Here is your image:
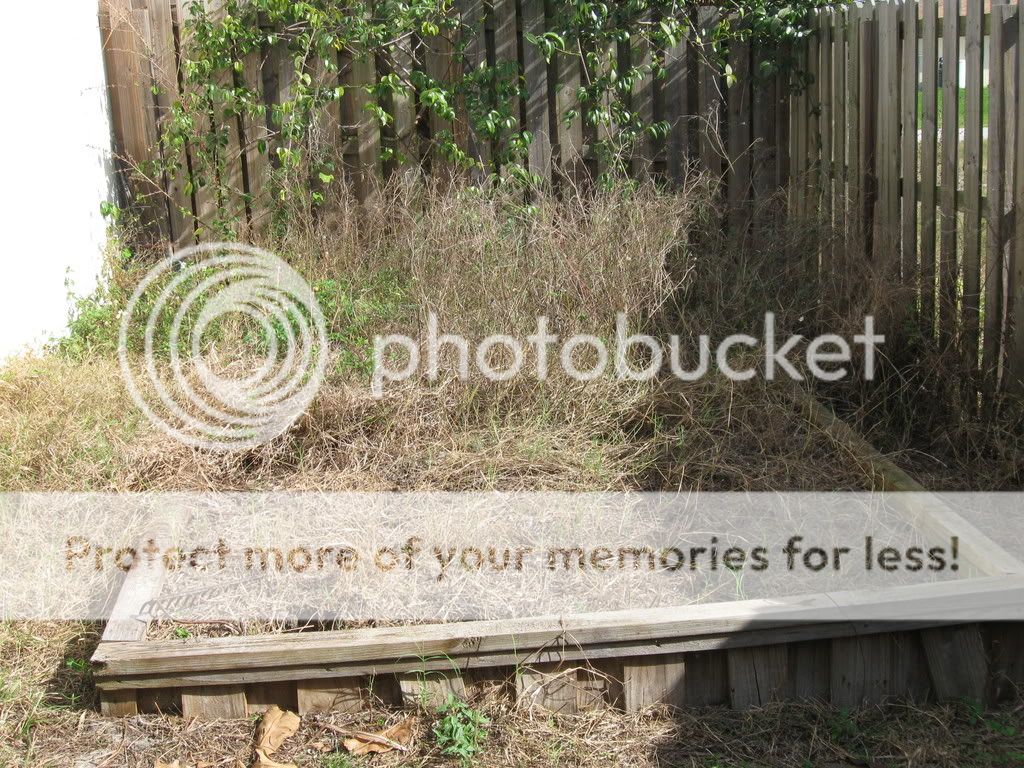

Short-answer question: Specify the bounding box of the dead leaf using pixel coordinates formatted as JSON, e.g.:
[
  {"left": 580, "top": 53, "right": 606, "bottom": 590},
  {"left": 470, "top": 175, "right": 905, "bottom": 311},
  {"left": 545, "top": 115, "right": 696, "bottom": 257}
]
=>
[
  {"left": 254, "top": 755, "right": 296, "bottom": 768},
  {"left": 253, "top": 705, "right": 301, "bottom": 768},
  {"left": 341, "top": 717, "right": 416, "bottom": 756},
  {"left": 255, "top": 706, "right": 300, "bottom": 754}
]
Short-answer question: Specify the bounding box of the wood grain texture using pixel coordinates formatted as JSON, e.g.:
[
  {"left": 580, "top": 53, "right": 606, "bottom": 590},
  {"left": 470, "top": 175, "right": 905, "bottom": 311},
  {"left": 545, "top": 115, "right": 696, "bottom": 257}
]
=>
[
  {"left": 900, "top": 0, "right": 918, "bottom": 286},
  {"left": 961, "top": 0, "right": 984, "bottom": 373},
  {"left": 298, "top": 678, "right": 365, "bottom": 714},
  {"left": 94, "top": 577, "right": 1024, "bottom": 687},
  {"left": 100, "top": 689, "right": 139, "bottom": 717},
  {"left": 518, "top": 664, "right": 579, "bottom": 713},
  {"left": 247, "top": 681, "right": 298, "bottom": 714},
  {"left": 623, "top": 653, "right": 686, "bottom": 712},
  {"left": 399, "top": 671, "right": 467, "bottom": 709},
  {"left": 939, "top": 0, "right": 960, "bottom": 342},
  {"left": 919, "top": 0, "right": 939, "bottom": 338},
  {"left": 1011, "top": 1, "right": 1024, "bottom": 393},
  {"left": 921, "top": 624, "right": 989, "bottom": 702},
  {"left": 789, "top": 638, "right": 830, "bottom": 701},
  {"left": 728, "top": 645, "right": 788, "bottom": 709},
  {"left": 181, "top": 685, "right": 247, "bottom": 719}
]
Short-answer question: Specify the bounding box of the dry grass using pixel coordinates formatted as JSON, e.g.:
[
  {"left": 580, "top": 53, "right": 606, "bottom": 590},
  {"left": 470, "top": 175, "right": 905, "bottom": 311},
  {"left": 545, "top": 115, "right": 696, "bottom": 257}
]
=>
[{"left": 2, "top": 179, "right": 1023, "bottom": 765}]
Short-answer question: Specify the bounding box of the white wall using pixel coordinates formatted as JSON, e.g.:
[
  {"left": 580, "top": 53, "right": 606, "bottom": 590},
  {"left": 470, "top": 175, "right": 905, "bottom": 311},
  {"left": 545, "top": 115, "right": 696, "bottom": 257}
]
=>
[{"left": 0, "top": 0, "right": 114, "bottom": 363}]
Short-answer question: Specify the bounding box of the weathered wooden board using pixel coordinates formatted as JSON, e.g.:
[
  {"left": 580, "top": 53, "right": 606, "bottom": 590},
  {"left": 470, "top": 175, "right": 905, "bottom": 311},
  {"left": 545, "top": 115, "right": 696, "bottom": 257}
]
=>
[
  {"left": 297, "top": 678, "right": 364, "bottom": 714},
  {"left": 399, "top": 671, "right": 467, "bottom": 709},
  {"left": 623, "top": 653, "right": 686, "bottom": 712},
  {"left": 518, "top": 663, "right": 580, "bottom": 714},
  {"left": 181, "top": 685, "right": 247, "bottom": 719}
]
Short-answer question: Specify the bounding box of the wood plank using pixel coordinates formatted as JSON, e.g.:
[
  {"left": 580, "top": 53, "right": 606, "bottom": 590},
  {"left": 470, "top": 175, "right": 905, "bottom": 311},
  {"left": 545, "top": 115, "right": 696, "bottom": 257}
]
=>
[
  {"left": 664, "top": 38, "right": 688, "bottom": 187},
  {"left": 889, "top": 631, "right": 932, "bottom": 703},
  {"left": 632, "top": 25, "right": 655, "bottom": 177},
  {"left": 494, "top": 0, "right": 521, "bottom": 147},
  {"left": 147, "top": 0, "right": 193, "bottom": 246},
  {"left": 101, "top": 514, "right": 181, "bottom": 643},
  {"left": 727, "top": 645, "right": 788, "bottom": 710},
  {"left": 983, "top": 4, "right": 1010, "bottom": 392},
  {"left": 832, "top": 10, "right": 847, "bottom": 236},
  {"left": 556, "top": 40, "right": 584, "bottom": 184},
  {"left": 461, "top": 0, "right": 491, "bottom": 178},
  {"left": 343, "top": 52, "right": 381, "bottom": 201},
  {"left": 424, "top": 26, "right": 456, "bottom": 172},
  {"left": 939, "top": 0, "right": 960, "bottom": 343},
  {"left": 698, "top": 7, "right": 722, "bottom": 179},
  {"left": 379, "top": 38, "right": 417, "bottom": 177},
  {"left": 100, "top": 4, "right": 167, "bottom": 241},
  {"left": 789, "top": 638, "right": 830, "bottom": 701},
  {"left": 241, "top": 49, "right": 271, "bottom": 232},
  {"left": 775, "top": 71, "right": 790, "bottom": 189},
  {"left": 521, "top": 0, "right": 551, "bottom": 182},
  {"left": 921, "top": 624, "right": 989, "bottom": 702},
  {"left": 99, "top": 689, "right": 138, "bottom": 717},
  {"left": 181, "top": 685, "right": 247, "bottom": 719},
  {"left": 830, "top": 634, "right": 892, "bottom": 707},
  {"left": 577, "top": 660, "right": 624, "bottom": 711},
  {"left": 901, "top": 0, "right": 919, "bottom": 286},
  {"left": 94, "top": 577, "right": 1024, "bottom": 685},
  {"left": 298, "top": 678, "right": 364, "bottom": 714},
  {"left": 682, "top": 649, "right": 729, "bottom": 706},
  {"left": 846, "top": 3, "right": 862, "bottom": 241},
  {"left": 247, "top": 681, "right": 298, "bottom": 714},
  {"left": 726, "top": 41, "right": 752, "bottom": 234},
  {"left": 806, "top": 20, "right": 820, "bottom": 223},
  {"left": 751, "top": 51, "right": 777, "bottom": 203},
  {"left": 962, "top": 0, "right": 984, "bottom": 376},
  {"left": 986, "top": 621, "right": 1024, "bottom": 701},
  {"left": 1012, "top": 1, "right": 1024, "bottom": 393},
  {"left": 399, "top": 670, "right": 467, "bottom": 708},
  {"left": 874, "top": 1, "right": 899, "bottom": 275},
  {"left": 920, "top": 0, "right": 939, "bottom": 338},
  {"left": 518, "top": 664, "right": 579, "bottom": 713},
  {"left": 859, "top": 4, "right": 878, "bottom": 256},
  {"left": 177, "top": 0, "right": 218, "bottom": 236},
  {"left": 818, "top": 14, "right": 833, "bottom": 248},
  {"left": 623, "top": 653, "right": 685, "bottom": 712},
  {"left": 138, "top": 687, "right": 180, "bottom": 715}
]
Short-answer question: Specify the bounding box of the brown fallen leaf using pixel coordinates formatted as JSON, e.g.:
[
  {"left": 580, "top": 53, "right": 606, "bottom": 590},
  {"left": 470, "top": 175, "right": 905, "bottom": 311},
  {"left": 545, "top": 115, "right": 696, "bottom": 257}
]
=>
[
  {"left": 340, "top": 717, "right": 416, "bottom": 756},
  {"left": 253, "top": 705, "right": 301, "bottom": 768}
]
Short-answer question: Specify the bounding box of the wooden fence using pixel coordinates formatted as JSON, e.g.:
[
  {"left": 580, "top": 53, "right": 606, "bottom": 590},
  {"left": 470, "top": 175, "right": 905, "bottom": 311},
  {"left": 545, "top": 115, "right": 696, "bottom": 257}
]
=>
[
  {"left": 99, "top": 0, "right": 1024, "bottom": 395},
  {"left": 791, "top": 0, "right": 1024, "bottom": 395},
  {"left": 98, "top": 0, "right": 789, "bottom": 238}
]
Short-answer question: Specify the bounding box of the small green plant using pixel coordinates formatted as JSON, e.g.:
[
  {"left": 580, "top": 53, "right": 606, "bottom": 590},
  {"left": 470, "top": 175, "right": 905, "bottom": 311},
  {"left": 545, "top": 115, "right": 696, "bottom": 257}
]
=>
[
  {"left": 432, "top": 694, "right": 489, "bottom": 767},
  {"left": 173, "top": 626, "right": 192, "bottom": 640},
  {"left": 828, "top": 708, "right": 858, "bottom": 743},
  {"left": 64, "top": 658, "right": 88, "bottom": 673},
  {"left": 964, "top": 697, "right": 1018, "bottom": 737}
]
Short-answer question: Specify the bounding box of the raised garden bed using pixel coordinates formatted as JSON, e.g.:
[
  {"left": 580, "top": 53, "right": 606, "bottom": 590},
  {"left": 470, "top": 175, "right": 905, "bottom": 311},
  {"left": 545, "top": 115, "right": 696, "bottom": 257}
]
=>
[{"left": 90, "top": 394, "right": 1024, "bottom": 718}]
